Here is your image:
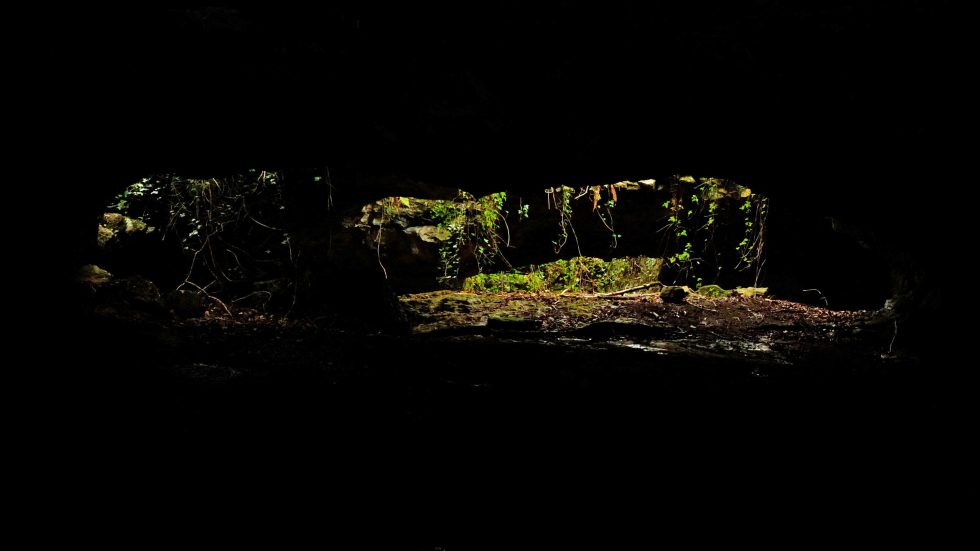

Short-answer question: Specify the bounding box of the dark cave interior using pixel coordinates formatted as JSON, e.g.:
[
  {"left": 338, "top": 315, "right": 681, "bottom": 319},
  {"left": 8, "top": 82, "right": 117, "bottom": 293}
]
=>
[{"left": 33, "top": 1, "right": 973, "bottom": 540}]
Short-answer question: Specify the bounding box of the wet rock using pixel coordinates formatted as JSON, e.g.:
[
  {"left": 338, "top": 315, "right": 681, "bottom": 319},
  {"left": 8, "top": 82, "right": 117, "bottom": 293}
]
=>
[{"left": 571, "top": 319, "right": 669, "bottom": 338}]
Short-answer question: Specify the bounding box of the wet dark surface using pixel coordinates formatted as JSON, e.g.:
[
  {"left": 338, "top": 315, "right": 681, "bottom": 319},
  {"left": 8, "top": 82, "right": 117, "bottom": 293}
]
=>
[{"left": 60, "top": 301, "right": 973, "bottom": 530}]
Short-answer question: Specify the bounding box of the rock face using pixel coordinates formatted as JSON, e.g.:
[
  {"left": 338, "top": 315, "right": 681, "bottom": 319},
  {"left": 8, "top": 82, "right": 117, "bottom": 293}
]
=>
[
  {"left": 339, "top": 179, "right": 760, "bottom": 294},
  {"left": 334, "top": 196, "right": 454, "bottom": 295}
]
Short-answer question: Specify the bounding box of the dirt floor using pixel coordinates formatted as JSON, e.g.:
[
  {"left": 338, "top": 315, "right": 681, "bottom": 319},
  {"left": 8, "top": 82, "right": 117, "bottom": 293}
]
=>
[{"left": 399, "top": 290, "right": 894, "bottom": 367}]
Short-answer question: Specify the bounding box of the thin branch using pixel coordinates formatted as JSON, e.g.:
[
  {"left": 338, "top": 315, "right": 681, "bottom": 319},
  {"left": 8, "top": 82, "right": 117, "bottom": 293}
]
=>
[
  {"left": 249, "top": 215, "right": 285, "bottom": 232},
  {"left": 232, "top": 290, "right": 272, "bottom": 304},
  {"left": 500, "top": 210, "right": 511, "bottom": 247},
  {"left": 596, "top": 282, "right": 662, "bottom": 297},
  {"left": 594, "top": 293, "right": 660, "bottom": 300},
  {"left": 568, "top": 216, "right": 583, "bottom": 257},
  {"left": 179, "top": 279, "right": 233, "bottom": 317},
  {"left": 888, "top": 320, "right": 898, "bottom": 354},
  {"left": 375, "top": 225, "right": 389, "bottom": 280}
]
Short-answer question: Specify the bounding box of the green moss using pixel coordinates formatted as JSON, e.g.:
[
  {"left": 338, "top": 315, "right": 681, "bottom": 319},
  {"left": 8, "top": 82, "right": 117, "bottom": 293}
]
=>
[
  {"left": 463, "top": 272, "right": 546, "bottom": 292},
  {"left": 462, "top": 255, "right": 662, "bottom": 294},
  {"left": 696, "top": 284, "right": 728, "bottom": 298},
  {"left": 98, "top": 212, "right": 154, "bottom": 249},
  {"left": 124, "top": 217, "right": 149, "bottom": 233},
  {"left": 97, "top": 225, "right": 116, "bottom": 248},
  {"left": 734, "top": 287, "right": 768, "bottom": 297}
]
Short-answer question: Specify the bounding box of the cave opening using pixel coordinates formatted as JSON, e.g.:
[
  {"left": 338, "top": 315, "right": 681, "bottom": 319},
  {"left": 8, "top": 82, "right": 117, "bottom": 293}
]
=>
[
  {"left": 68, "top": 167, "right": 945, "bottom": 509},
  {"left": 41, "top": 3, "right": 971, "bottom": 527},
  {"left": 76, "top": 169, "right": 913, "bottom": 431},
  {"left": 84, "top": 171, "right": 891, "bottom": 332}
]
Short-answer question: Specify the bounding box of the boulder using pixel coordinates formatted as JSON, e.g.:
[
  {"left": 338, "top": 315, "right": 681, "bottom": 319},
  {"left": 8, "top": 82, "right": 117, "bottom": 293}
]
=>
[{"left": 660, "top": 286, "right": 689, "bottom": 304}]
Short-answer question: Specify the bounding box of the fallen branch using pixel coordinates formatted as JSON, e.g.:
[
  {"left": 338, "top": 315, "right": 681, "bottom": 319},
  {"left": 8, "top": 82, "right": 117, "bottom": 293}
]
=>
[
  {"left": 595, "top": 293, "right": 659, "bottom": 300},
  {"left": 596, "top": 282, "right": 661, "bottom": 297},
  {"left": 178, "top": 279, "right": 233, "bottom": 317}
]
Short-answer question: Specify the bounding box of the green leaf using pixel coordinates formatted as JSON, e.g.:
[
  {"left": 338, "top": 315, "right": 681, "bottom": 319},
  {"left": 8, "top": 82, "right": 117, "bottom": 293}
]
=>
[{"left": 400, "top": 197, "right": 411, "bottom": 207}]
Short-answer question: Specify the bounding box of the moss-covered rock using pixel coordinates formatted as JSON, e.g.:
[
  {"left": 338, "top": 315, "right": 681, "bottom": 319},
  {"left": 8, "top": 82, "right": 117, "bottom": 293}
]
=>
[
  {"left": 462, "top": 256, "right": 662, "bottom": 294},
  {"left": 734, "top": 287, "right": 768, "bottom": 297},
  {"left": 696, "top": 284, "right": 727, "bottom": 298},
  {"left": 463, "top": 272, "right": 546, "bottom": 292},
  {"left": 98, "top": 212, "right": 155, "bottom": 249},
  {"left": 78, "top": 264, "right": 113, "bottom": 285}
]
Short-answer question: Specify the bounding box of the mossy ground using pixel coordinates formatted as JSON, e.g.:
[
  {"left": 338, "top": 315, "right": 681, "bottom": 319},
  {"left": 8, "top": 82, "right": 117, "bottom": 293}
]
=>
[
  {"left": 399, "top": 288, "right": 870, "bottom": 351},
  {"left": 463, "top": 256, "right": 662, "bottom": 294}
]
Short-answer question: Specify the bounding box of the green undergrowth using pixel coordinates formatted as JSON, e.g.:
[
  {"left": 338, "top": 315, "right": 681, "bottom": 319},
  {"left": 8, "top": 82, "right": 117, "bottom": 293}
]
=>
[{"left": 463, "top": 256, "right": 662, "bottom": 294}]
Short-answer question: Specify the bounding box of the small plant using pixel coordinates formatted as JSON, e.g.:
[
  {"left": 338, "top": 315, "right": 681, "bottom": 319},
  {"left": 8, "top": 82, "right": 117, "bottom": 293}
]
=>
[
  {"left": 107, "top": 170, "right": 296, "bottom": 313},
  {"left": 427, "top": 190, "right": 512, "bottom": 284},
  {"left": 517, "top": 203, "right": 530, "bottom": 220}
]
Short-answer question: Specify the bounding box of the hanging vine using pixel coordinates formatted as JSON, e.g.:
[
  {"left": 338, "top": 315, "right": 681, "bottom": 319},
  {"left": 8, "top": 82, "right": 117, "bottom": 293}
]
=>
[
  {"left": 659, "top": 176, "right": 768, "bottom": 288},
  {"left": 426, "top": 190, "right": 512, "bottom": 284}
]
